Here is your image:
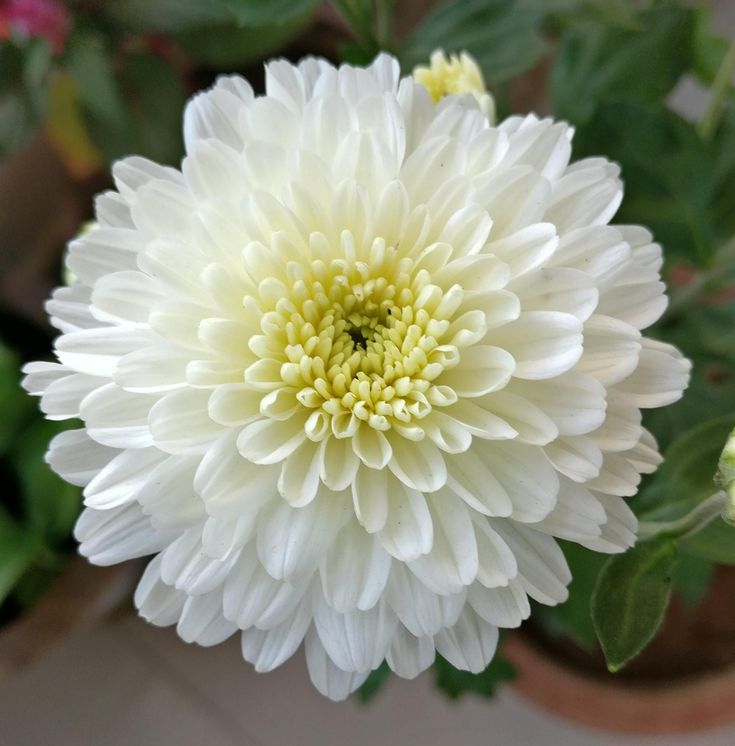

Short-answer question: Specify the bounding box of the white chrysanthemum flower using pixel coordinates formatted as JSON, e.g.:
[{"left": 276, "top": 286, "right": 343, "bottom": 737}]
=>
[{"left": 24, "top": 53, "right": 690, "bottom": 700}]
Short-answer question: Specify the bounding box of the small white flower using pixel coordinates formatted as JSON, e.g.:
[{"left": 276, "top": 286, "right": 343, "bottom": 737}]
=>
[{"left": 24, "top": 53, "right": 690, "bottom": 700}]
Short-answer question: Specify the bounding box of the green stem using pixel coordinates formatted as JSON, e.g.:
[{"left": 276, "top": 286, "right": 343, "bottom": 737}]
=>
[
  {"left": 698, "top": 40, "right": 735, "bottom": 141},
  {"left": 637, "top": 490, "right": 728, "bottom": 541}
]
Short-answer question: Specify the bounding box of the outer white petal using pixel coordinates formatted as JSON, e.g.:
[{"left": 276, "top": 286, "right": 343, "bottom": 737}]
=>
[
  {"left": 434, "top": 607, "right": 499, "bottom": 674},
  {"left": 305, "top": 629, "right": 371, "bottom": 702},
  {"left": 386, "top": 627, "right": 436, "bottom": 679}
]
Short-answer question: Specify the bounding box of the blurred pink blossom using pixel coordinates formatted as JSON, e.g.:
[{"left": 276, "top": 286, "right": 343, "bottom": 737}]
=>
[{"left": 0, "top": 0, "right": 71, "bottom": 53}]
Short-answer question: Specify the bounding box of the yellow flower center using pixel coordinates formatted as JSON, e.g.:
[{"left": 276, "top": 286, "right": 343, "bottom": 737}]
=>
[{"left": 244, "top": 234, "right": 463, "bottom": 440}]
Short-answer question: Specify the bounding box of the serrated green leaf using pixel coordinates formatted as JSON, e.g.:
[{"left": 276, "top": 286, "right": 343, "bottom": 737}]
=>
[
  {"left": 592, "top": 536, "right": 678, "bottom": 672},
  {"left": 550, "top": 4, "right": 693, "bottom": 125},
  {"left": 401, "top": 0, "right": 548, "bottom": 87},
  {"left": 433, "top": 652, "right": 515, "bottom": 699}
]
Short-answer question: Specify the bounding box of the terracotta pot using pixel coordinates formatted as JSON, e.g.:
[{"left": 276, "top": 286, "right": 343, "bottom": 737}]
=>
[
  {"left": 504, "top": 566, "right": 735, "bottom": 734},
  {"left": 0, "top": 556, "right": 140, "bottom": 680}
]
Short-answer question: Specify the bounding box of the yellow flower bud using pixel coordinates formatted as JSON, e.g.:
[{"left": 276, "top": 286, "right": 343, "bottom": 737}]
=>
[{"left": 413, "top": 50, "right": 495, "bottom": 122}]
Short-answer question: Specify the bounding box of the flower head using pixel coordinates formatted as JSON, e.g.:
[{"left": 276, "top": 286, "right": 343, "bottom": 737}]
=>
[
  {"left": 24, "top": 52, "right": 690, "bottom": 700},
  {"left": 413, "top": 49, "right": 495, "bottom": 121}
]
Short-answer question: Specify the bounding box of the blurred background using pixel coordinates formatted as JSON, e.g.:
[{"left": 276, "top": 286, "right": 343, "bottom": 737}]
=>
[{"left": 1, "top": 0, "right": 735, "bottom": 743}]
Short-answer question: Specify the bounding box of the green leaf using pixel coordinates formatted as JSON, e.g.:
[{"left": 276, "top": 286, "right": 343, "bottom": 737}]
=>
[
  {"left": 356, "top": 661, "right": 390, "bottom": 702},
  {"left": 680, "top": 519, "right": 735, "bottom": 565},
  {"left": 66, "top": 34, "right": 129, "bottom": 130},
  {"left": 105, "top": 0, "right": 230, "bottom": 33},
  {"left": 592, "top": 536, "right": 678, "bottom": 672},
  {"left": 433, "top": 651, "right": 515, "bottom": 699},
  {"left": 0, "top": 508, "right": 40, "bottom": 607},
  {"left": 672, "top": 552, "right": 714, "bottom": 607},
  {"left": 635, "top": 415, "right": 735, "bottom": 520},
  {"left": 550, "top": 4, "right": 693, "bottom": 125},
  {"left": 218, "top": 0, "right": 319, "bottom": 27},
  {"left": 0, "top": 343, "right": 35, "bottom": 455},
  {"left": 176, "top": 14, "right": 310, "bottom": 67},
  {"left": 401, "top": 0, "right": 548, "bottom": 87},
  {"left": 11, "top": 419, "right": 82, "bottom": 543}
]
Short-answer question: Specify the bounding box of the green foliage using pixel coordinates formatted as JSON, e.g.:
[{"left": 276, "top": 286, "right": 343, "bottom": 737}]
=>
[
  {"left": 434, "top": 651, "right": 516, "bottom": 699},
  {"left": 401, "top": 0, "right": 548, "bottom": 86},
  {"left": 680, "top": 520, "right": 735, "bottom": 566},
  {"left": 0, "top": 38, "right": 53, "bottom": 157},
  {"left": 592, "top": 537, "right": 679, "bottom": 672},
  {"left": 550, "top": 3, "right": 692, "bottom": 125},
  {"left": 0, "top": 343, "right": 82, "bottom": 614},
  {"left": 671, "top": 552, "right": 714, "bottom": 607},
  {"left": 635, "top": 416, "right": 735, "bottom": 520},
  {"left": 219, "top": 0, "right": 320, "bottom": 27}
]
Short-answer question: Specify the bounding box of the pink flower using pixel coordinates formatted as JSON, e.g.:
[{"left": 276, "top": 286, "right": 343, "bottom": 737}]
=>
[{"left": 0, "top": 0, "right": 71, "bottom": 53}]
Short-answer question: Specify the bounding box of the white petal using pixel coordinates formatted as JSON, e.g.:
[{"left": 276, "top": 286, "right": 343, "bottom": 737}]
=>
[
  {"left": 237, "top": 413, "right": 309, "bottom": 465},
  {"left": 386, "top": 563, "right": 465, "bottom": 638},
  {"left": 446, "top": 448, "right": 512, "bottom": 517},
  {"left": 477, "top": 391, "right": 558, "bottom": 445},
  {"left": 223, "top": 545, "right": 304, "bottom": 629},
  {"left": 492, "top": 522, "right": 570, "bottom": 605},
  {"left": 56, "top": 327, "right": 157, "bottom": 377},
  {"left": 257, "top": 488, "right": 350, "bottom": 581},
  {"left": 320, "top": 520, "right": 391, "bottom": 613},
  {"left": 408, "top": 490, "right": 478, "bottom": 594},
  {"left": 386, "top": 627, "right": 435, "bottom": 679},
  {"left": 507, "top": 372, "right": 606, "bottom": 437},
  {"left": 352, "top": 465, "right": 389, "bottom": 533},
  {"left": 434, "top": 607, "right": 499, "bottom": 673},
  {"left": 149, "top": 388, "right": 222, "bottom": 454},
  {"left": 387, "top": 434, "right": 447, "bottom": 492},
  {"left": 576, "top": 315, "right": 642, "bottom": 386},
  {"left": 314, "top": 596, "right": 397, "bottom": 673},
  {"left": 278, "top": 440, "right": 321, "bottom": 507},
  {"left": 476, "top": 441, "right": 559, "bottom": 523},
  {"left": 544, "top": 435, "right": 603, "bottom": 483},
  {"left": 83, "top": 447, "right": 166, "bottom": 509},
  {"left": 194, "top": 430, "right": 278, "bottom": 517},
  {"left": 40, "top": 372, "right": 103, "bottom": 420},
  {"left": 473, "top": 515, "right": 518, "bottom": 589},
  {"left": 581, "top": 492, "right": 638, "bottom": 553},
  {"left": 75, "top": 503, "right": 170, "bottom": 565},
  {"left": 46, "top": 428, "right": 117, "bottom": 486},
  {"left": 134, "top": 555, "right": 185, "bottom": 626},
  {"left": 177, "top": 590, "right": 237, "bottom": 646},
  {"left": 81, "top": 383, "right": 156, "bottom": 448},
  {"left": 305, "top": 629, "right": 370, "bottom": 702},
  {"left": 467, "top": 581, "right": 530, "bottom": 628},
  {"left": 378, "top": 474, "right": 433, "bottom": 562},
  {"left": 492, "top": 311, "right": 583, "bottom": 380},
  {"left": 613, "top": 338, "right": 691, "bottom": 407},
  {"left": 241, "top": 601, "right": 312, "bottom": 672},
  {"left": 439, "top": 345, "right": 515, "bottom": 396}
]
